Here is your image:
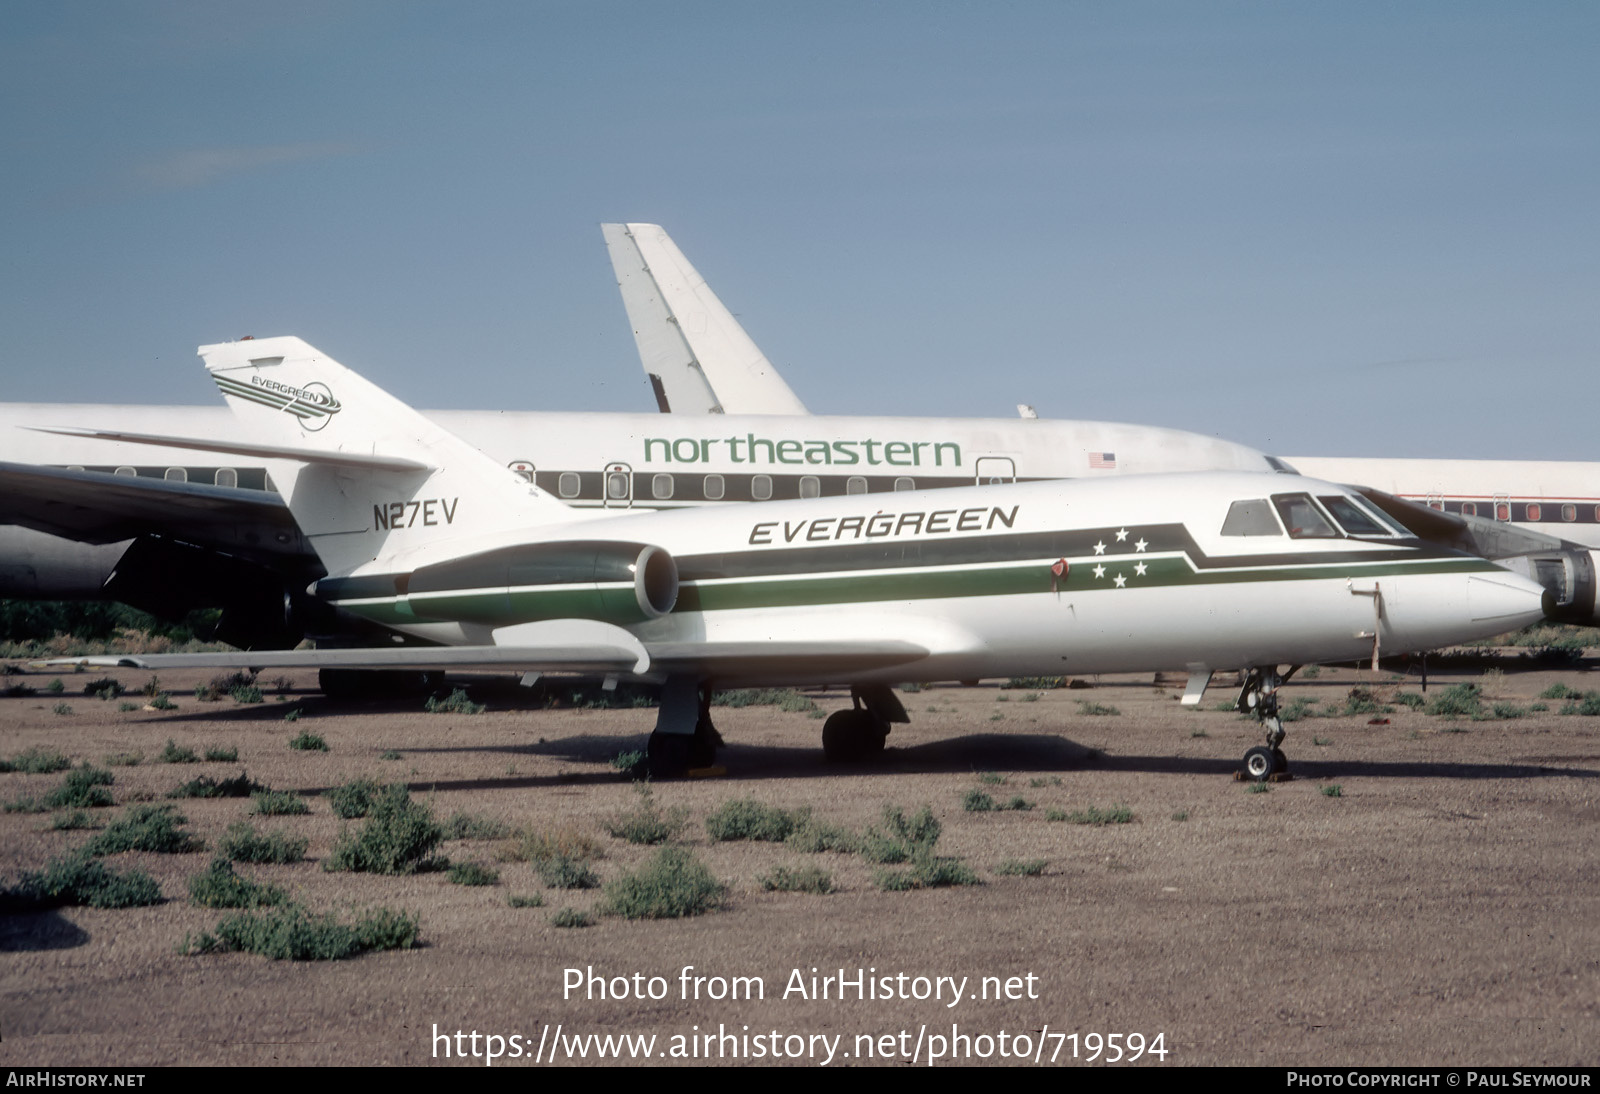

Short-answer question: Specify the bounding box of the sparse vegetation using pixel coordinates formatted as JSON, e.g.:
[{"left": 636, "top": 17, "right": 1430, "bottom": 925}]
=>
[
  {"left": 425, "top": 688, "right": 485, "bottom": 715},
  {"left": 506, "top": 893, "right": 544, "bottom": 908},
  {"left": 503, "top": 824, "right": 604, "bottom": 867},
  {"left": 600, "top": 846, "right": 724, "bottom": 919},
  {"left": 189, "top": 857, "right": 287, "bottom": 909},
  {"left": 251, "top": 789, "right": 310, "bottom": 816},
  {"left": 327, "top": 778, "right": 386, "bottom": 819},
  {"left": 325, "top": 785, "right": 444, "bottom": 875},
  {"left": 185, "top": 905, "right": 418, "bottom": 961},
  {"left": 0, "top": 747, "right": 70, "bottom": 774},
  {"left": 1322, "top": 785, "right": 1344, "bottom": 798},
  {"left": 230, "top": 685, "right": 264, "bottom": 704},
  {"left": 705, "top": 798, "right": 802, "bottom": 842},
  {"left": 1048, "top": 803, "right": 1134, "bottom": 825},
  {"left": 50, "top": 810, "right": 100, "bottom": 831},
  {"left": 148, "top": 693, "right": 177, "bottom": 711},
  {"left": 289, "top": 729, "right": 328, "bottom": 751},
  {"left": 550, "top": 907, "right": 593, "bottom": 928},
  {"left": 1425, "top": 683, "right": 1483, "bottom": 718},
  {"left": 1076, "top": 701, "right": 1121, "bottom": 716},
  {"left": 103, "top": 751, "right": 142, "bottom": 767},
  {"left": 218, "top": 823, "right": 308, "bottom": 865},
  {"left": 81, "top": 677, "right": 123, "bottom": 700},
  {"left": 446, "top": 861, "right": 499, "bottom": 886},
  {"left": 166, "top": 772, "right": 263, "bottom": 799},
  {"left": 758, "top": 863, "right": 834, "bottom": 894},
  {"left": 994, "top": 859, "right": 1048, "bottom": 876},
  {"left": 204, "top": 746, "right": 239, "bottom": 763},
  {"left": 380, "top": 750, "right": 402, "bottom": 761},
  {"left": 537, "top": 855, "right": 599, "bottom": 890},
  {"left": 1247, "top": 781, "right": 1271, "bottom": 794},
  {"left": 1003, "top": 676, "right": 1064, "bottom": 689},
  {"left": 3, "top": 855, "right": 161, "bottom": 911},
  {"left": 442, "top": 811, "right": 511, "bottom": 841},
  {"left": 52, "top": 702, "right": 72, "bottom": 716},
  {"left": 1393, "top": 692, "right": 1426, "bottom": 710},
  {"left": 604, "top": 785, "right": 687, "bottom": 845},
  {"left": 44, "top": 765, "right": 115, "bottom": 810},
  {"left": 81, "top": 804, "right": 202, "bottom": 856},
  {"left": 962, "top": 789, "right": 997, "bottom": 812},
  {"left": 609, "top": 750, "right": 646, "bottom": 776}
]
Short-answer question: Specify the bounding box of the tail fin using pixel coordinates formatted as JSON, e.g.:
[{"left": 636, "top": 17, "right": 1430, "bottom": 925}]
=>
[
  {"left": 199, "top": 336, "right": 575, "bottom": 575},
  {"left": 601, "top": 223, "right": 809, "bottom": 416}
]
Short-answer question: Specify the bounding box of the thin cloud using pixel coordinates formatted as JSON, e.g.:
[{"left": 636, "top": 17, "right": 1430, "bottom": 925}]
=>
[{"left": 132, "top": 141, "right": 355, "bottom": 190}]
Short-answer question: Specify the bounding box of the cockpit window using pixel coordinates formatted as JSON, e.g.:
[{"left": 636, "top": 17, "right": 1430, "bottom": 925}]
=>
[
  {"left": 1318, "top": 495, "right": 1409, "bottom": 537},
  {"left": 1221, "top": 499, "right": 1284, "bottom": 536},
  {"left": 1265, "top": 456, "right": 1300, "bottom": 474},
  {"left": 1271, "top": 493, "right": 1340, "bottom": 538}
]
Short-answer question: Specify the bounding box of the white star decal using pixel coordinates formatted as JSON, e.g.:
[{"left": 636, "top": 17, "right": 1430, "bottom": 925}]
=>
[
  {"left": 1093, "top": 564, "right": 1106, "bottom": 579},
  {"left": 1134, "top": 538, "right": 1148, "bottom": 552},
  {"left": 1114, "top": 573, "right": 1127, "bottom": 587},
  {"left": 1093, "top": 541, "right": 1106, "bottom": 555},
  {"left": 1115, "top": 528, "right": 1129, "bottom": 542},
  {"left": 1134, "top": 562, "right": 1147, "bottom": 576}
]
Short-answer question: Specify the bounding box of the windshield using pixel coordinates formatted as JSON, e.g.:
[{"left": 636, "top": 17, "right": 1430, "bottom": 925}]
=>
[{"left": 1271, "top": 493, "right": 1340, "bottom": 539}]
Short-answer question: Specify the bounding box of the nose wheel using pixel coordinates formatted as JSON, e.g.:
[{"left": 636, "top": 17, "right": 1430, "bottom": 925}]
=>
[{"left": 1237, "top": 668, "right": 1296, "bottom": 780}]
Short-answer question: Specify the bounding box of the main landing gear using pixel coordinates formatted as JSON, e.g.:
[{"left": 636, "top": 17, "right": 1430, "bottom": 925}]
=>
[
  {"left": 648, "top": 677, "right": 722, "bottom": 779},
  {"left": 1236, "top": 667, "right": 1298, "bottom": 781},
  {"left": 822, "top": 684, "right": 909, "bottom": 763}
]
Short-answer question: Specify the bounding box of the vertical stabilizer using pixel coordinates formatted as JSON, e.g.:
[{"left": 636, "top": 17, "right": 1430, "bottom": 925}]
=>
[
  {"left": 199, "top": 336, "right": 577, "bottom": 575},
  {"left": 602, "top": 223, "right": 810, "bottom": 416}
]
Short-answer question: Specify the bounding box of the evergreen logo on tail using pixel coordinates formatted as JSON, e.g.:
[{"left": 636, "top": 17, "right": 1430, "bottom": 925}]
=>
[{"left": 213, "top": 373, "right": 342, "bottom": 431}]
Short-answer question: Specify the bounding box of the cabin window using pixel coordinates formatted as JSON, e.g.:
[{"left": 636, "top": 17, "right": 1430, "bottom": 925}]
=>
[
  {"left": 1220, "top": 499, "right": 1282, "bottom": 537},
  {"left": 1563, "top": 504, "right": 1577, "bottom": 522},
  {"left": 652, "top": 474, "right": 674, "bottom": 500},
  {"left": 606, "top": 472, "right": 629, "bottom": 499},
  {"left": 164, "top": 467, "right": 187, "bottom": 482},
  {"left": 1461, "top": 502, "right": 1478, "bottom": 517},
  {"left": 846, "top": 476, "right": 868, "bottom": 495},
  {"left": 703, "top": 474, "right": 725, "bottom": 501},
  {"left": 1271, "top": 493, "right": 1339, "bottom": 538},
  {"left": 214, "top": 468, "right": 237, "bottom": 488},
  {"left": 1526, "top": 503, "right": 1541, "bottom": 522},
  {"left": 894, "top": 477, "right": 915, "bottom": 492},
  {"left": 558, "top": 472, "right": 581, "bottom": 498},
  {"left": 1318, "top": 495, "right": 1398, "bottom": 537},
  {"left": 752, "top": 475, "right": 773, "bottom": 501},
  {"left": 114, "top": 466, "right": 136, "bottom": 477},
  {"left": 799, "top": 476, "right": 821, "bottom": 499},
  {"left": 1495, "top": 503, "right": 1510, "bottom": 521}
]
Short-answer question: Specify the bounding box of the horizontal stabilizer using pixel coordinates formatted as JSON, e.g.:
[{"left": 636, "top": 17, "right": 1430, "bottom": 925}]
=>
[{"left": 28, "top": 426, "right": 432, "bottom": 473}]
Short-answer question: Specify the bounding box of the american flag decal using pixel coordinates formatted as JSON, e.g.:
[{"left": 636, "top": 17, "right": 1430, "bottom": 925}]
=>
[{"left": 1088, "top": 452, "right": 1116, "bottom": 469}]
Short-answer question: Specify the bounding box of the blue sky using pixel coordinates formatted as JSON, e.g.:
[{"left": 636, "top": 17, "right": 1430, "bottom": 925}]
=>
[{"left": 3, "top": 2, "right": 1596, "bottom": 458}]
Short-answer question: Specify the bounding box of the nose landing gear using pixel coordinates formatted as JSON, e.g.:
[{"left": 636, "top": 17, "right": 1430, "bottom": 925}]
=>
[{"left": 1237, "top": 667, "right": 1297, "bottom": 781}]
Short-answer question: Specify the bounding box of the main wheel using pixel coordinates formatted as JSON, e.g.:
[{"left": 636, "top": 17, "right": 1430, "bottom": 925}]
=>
[
  {"left": 1243, "top": 745, "right": 1278, "bottom": 781},
  {"left": 822, "top": 709, "right": 887, "bottom": 762},
  {"left": 647, "top": 733, "right": 691, "bottom": 779}
]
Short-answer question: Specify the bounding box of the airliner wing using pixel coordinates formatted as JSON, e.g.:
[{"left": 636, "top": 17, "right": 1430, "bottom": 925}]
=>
[{"left": 0, "top": 460, "right": 301, "bottom": 553}]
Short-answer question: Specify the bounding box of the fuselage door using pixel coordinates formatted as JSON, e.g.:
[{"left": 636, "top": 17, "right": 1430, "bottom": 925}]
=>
[
  {"left": 974, "top": 456, "right": 1016, "bottom": 485},
  {"left": 603, "top": 462, "right": 634, "bottom": 509}
]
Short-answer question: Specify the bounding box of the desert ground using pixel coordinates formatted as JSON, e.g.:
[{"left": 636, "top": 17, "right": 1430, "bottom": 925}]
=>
[{"left": 0, "top": 658, "right": 1595, "bottom": 1067}]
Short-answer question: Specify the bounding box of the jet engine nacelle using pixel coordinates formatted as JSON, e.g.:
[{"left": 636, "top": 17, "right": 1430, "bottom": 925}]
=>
[
  {"left": 1491, "top": 547, "right": 1600, "bottom": 626},
  {"left": 324, "top": 540, "right": 680, "bottom": 627}
]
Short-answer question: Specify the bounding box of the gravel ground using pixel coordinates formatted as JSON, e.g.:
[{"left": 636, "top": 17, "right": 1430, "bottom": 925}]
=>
[{"left": 0, "top": 660, "right": 1595, "bottom": 1067}]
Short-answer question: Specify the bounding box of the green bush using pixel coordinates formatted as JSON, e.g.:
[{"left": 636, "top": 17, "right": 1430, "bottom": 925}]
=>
[
  {"left": 874, "top": 857, "right": 981, "bottom": 891},
  {"left": 537, "top": 855, "right": 599, "bottom": 889},
  {"left": 600, "top": 847, "right": 724, "bottom": 919},
  {"left": 204, "top": 746, "right": 239, "bottom": 762},
  {"left": 327, "top": 778, "right": 386, "bottom": 819},
  {"left": 784, "top": 819, "right": 858, "bottom": 854},
  {"left": 1076, "top": 701, "right": 1121, "bottom": 716},
  {"left": 44, "top": 765, "right": 114, "bottom": 809},
  {"left": 705, "top": 799, "right": 802, "bottom": 842},
  {"left": 506, "top": 893, "right": 544, "bottom": 908},
  {"left": 166, "top": 772, "right": 262, "bottom": 799},
  {"left": 1048, "top": 803, "right": 1134, "bottom": 826},
  {"left": 325, "top": 785, "right": 443, "bottom": 875},
  {"left": 995, "top": 859, "right": 1048, "bottom": 876},
  {"left": 189, "top": 857, "right": 287, "bottom": 909},
  {"left": 550, "top": 907, "right": 593, "bottom": 928},
  {"left": 289, "top": 730, "right": 328, "bottom": 752},
  {"left": 1393, "top": 692, "right": 1426, "bottom": 710},
  {"left": 82, "top": 804, "right": 203, "bottom": 856},
  {"left": 757, "top": 864, "right": 833, "bottom": 894},
  {"left": 218, "top": 823, "right": 308, "bottom": 864},
  {"left": 962, "top": 789, "right": 997, "bottom": 812},
  {"left": 446, "top": 861, "right": 499, "bottom": 886},
  {"left": 1425, "top": 684, "right": 1483, "bottom": 718},
  {"left": 251, "top": 789, "right": 309, "bottom": 816},
  {"left": 604, "top": 785, "right": 686, "bottom": 845},
  {"left": 4, "top": 856, "right": 161, "bottom": 911},
  {"left": 83, "top": 678, "right": 126, "bottom": 699},
  {"left": 230, "top": 686, "right": 264, "bottom": 704},
  {"left": 1, "top": 747, "right": 70, "bottom": 774},
  {"left": 425, "top": 688, "right": 484, "bottom": 715},
  {"left": 190, "top": 905, "right": 419, "bottom": 960}
]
